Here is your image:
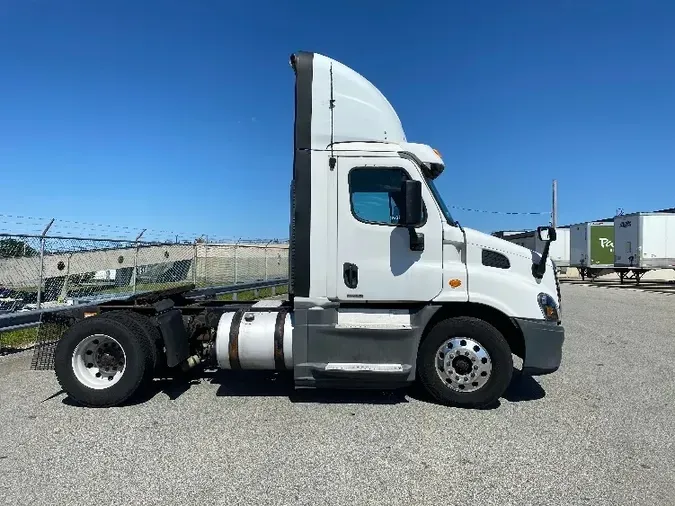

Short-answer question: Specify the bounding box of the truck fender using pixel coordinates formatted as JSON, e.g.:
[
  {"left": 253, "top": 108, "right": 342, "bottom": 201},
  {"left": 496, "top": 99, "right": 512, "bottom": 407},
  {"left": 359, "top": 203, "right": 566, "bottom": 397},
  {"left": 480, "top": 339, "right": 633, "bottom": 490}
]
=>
[{"left": 153, "top": 299, "right": 191, "bottom": 368}]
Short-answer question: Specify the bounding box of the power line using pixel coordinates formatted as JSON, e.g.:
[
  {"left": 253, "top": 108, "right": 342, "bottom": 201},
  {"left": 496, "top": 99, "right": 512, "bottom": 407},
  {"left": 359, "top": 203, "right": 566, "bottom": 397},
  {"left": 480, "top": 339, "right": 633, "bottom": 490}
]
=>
[
  {"left": 449, "top": 205, "right": 550, "bottom": 216},
  {"left": 0, "top": 213, "right": 233, "bottom": 240}
]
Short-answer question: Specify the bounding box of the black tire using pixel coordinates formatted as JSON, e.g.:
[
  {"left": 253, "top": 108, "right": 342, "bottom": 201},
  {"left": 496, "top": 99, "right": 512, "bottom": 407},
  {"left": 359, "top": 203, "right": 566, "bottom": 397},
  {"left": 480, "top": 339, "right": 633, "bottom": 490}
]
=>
[
  {"left": 101, "top": 310, "right": 161, "bottom": 372},
  {"left": 54, "top": 314, "right": 155, "bottom": 408},
  {"left": 416, "top": 316, "right": 513, "bottom": 409},
  {"left": 103, "top": 310, "right": 184, "bottom": 380}
]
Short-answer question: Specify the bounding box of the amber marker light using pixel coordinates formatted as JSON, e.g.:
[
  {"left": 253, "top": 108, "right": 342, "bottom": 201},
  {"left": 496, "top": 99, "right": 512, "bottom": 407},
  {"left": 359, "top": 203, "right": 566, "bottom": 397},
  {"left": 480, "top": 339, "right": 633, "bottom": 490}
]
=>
[{"left": 449, "top": 279, "right": 462, "bottom": 288}]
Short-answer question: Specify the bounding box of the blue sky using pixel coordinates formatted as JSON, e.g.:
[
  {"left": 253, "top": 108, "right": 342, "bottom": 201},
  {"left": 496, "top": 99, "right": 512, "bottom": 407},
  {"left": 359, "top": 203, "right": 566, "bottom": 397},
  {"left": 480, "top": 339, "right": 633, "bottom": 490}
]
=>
[{"left": 1, "top": 1, "right": 674, "bottom": 241}]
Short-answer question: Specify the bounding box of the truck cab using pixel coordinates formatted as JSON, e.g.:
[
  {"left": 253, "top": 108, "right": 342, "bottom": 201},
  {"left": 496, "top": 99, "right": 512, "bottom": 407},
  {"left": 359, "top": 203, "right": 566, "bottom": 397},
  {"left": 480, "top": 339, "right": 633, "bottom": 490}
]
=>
[
  {"left": 287, "top": 51, "right": 564, "bottom": 405},
  {"left": 51, "top": 50, "right": 564, "bottom": 410}
]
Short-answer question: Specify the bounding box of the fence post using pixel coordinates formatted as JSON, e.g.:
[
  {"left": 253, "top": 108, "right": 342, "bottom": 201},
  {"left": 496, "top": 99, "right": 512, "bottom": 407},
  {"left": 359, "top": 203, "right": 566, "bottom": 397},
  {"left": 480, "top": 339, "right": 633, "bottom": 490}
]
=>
[
  {"left": 132, "top": 229, "right": 146, "bottom": 294},
  {"left": 204, "top": 236, "right": 209, "bottom": 287},
  {"left": 36, "top": 218, "right": 55, "bottom": 310},
  {"left": 192, "top": 240, "right": 198, "bottom": 286},
  {"left": 264, "top": 240, "right": 271, "bottom": 281},
  {"left": 58, "top": 253, "right": 73, "bottom": 302},
  {"left": 234, "top": 239, "right": 239, "bottom": 284}
]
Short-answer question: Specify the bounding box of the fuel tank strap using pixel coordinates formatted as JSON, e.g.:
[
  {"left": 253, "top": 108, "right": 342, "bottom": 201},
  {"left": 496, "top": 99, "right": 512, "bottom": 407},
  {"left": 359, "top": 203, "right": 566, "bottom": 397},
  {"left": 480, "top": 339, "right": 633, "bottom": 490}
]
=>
[
  {"left": 228, "top": 308, "right": 246, "bottom": 369},
  {"left": 273, "top": 308, "right": 290, "bottom": 370}
]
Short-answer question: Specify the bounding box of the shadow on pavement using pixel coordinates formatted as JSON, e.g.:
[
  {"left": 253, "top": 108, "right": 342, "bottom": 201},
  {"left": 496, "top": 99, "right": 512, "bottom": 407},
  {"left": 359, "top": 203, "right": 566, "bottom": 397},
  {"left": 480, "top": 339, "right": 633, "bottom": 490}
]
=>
[
  {"left": 58, "top": 371, "right": 205, "bottom": 407},
  {"left": 406, "top": 369, "right": 546, "bottom": 410},
  {"left": 212, "top": 370, "right": 409, "bottom": 405},
  {"left": 502, "top": 372, "right": 546, "bottom": 402},
  {"left": 56, "top": 367, "right": 546, "bottom": 408},
  {"left": 0, "top": 345, "right": 35, "bottom": 357}
]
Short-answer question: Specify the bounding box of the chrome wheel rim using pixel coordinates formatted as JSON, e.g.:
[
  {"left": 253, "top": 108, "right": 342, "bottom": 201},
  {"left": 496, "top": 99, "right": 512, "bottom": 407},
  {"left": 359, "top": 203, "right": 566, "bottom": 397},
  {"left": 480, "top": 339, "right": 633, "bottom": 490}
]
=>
[
  {"left": 71, "top": 334, "right": 127, "bottom": 389},
  {"left": 435, "top": 337, "right": 493, "bottom": 392}
]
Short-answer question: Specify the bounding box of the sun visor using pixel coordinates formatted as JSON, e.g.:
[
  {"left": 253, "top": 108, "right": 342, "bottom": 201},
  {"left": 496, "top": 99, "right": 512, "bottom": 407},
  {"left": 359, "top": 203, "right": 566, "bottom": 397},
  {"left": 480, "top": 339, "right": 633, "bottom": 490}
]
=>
[{"left": 399, "top": 142, "right": 445, "bottom": 179}]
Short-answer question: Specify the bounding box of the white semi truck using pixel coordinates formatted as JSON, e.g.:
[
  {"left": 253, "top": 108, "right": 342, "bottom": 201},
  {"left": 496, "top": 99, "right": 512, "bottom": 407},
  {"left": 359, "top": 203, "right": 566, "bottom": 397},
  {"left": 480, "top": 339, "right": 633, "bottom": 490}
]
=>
[{"left": 51, "top": 51, "right": 565, "bottom": 409}]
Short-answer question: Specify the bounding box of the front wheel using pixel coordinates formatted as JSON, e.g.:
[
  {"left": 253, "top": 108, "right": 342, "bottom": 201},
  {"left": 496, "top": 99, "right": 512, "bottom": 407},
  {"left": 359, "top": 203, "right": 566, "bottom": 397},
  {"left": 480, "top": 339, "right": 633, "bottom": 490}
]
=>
[{"left": 417, "top": 316, "right": 513, "bottom": 408}]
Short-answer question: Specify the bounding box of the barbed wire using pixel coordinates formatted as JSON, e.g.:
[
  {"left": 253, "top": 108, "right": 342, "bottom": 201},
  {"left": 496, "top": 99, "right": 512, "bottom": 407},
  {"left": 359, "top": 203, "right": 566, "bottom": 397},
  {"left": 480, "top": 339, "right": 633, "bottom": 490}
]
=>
[
  {"left": 0, "top": 213, "right": 287, "bottom": 244},
  {"left": 0, "top": 213, "right": 196, "bottom": 236}
]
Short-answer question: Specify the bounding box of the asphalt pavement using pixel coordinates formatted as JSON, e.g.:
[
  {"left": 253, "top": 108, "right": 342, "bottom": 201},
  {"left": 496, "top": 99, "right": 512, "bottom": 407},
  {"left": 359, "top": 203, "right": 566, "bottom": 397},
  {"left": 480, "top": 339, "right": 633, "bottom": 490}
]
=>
[{"left": 1, "top": 283, "right": 674, "bottom": 506}]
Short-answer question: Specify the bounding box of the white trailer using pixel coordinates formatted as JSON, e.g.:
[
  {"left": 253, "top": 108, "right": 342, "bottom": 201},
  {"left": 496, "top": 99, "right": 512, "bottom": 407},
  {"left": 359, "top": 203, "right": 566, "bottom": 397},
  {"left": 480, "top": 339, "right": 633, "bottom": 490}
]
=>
[
  {"left": 614, "top": 212, "right": 675, "bottom": 276},
  {"left": 42, "top": 51, "right": 565, "bottom": 410},
  {"left": 500, "top": 227, "right": 570, "bottom": 270},
  {"left": 499, "top": 231, "right": 536, "bottom": 251},
  {"left": 570, "top": 217, "right": 669, "bottom": 284}
]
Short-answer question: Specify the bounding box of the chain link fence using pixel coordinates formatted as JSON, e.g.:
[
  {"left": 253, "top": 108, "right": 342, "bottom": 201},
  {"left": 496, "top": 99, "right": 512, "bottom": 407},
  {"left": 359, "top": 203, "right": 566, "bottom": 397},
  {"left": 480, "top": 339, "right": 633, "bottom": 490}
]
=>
[
  {"left": 0, "top": 233, "right": 288, "bottom": 350},
  {"left": 0, "top": 211, "right": 290, "bottom": 352},
  {"left": 0, "top": 233, "right": 288, "bottom": 310}
]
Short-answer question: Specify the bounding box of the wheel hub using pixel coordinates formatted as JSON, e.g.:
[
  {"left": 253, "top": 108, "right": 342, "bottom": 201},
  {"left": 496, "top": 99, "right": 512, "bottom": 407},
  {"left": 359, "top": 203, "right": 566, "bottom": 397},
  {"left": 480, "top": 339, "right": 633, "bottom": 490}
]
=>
[
  {"left": 72, "top": 334, "right": 127, "bottom": 389},
  {"left": 435, "top": 337, "right": 493, "bottom": 393},
  {"left": 97, "top": 351, "right": 120, "bottom": 373},
  {"left": 452, "top": 356, "right": 473, "bottom": 375}
]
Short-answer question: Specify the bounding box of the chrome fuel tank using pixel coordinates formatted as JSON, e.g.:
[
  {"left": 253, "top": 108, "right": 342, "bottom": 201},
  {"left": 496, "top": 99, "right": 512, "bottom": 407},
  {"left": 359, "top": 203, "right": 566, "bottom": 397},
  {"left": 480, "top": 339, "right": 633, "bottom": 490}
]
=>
[{"left": 215, "top": 303, "right": 293, "bottom": 370}]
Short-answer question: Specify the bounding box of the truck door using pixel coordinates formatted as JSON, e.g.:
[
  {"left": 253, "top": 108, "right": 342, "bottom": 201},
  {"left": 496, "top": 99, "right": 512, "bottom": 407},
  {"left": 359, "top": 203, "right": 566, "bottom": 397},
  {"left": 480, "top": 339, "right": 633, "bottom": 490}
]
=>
[{"left": 335, "top": 155, "right": 444, "bottom": 302}]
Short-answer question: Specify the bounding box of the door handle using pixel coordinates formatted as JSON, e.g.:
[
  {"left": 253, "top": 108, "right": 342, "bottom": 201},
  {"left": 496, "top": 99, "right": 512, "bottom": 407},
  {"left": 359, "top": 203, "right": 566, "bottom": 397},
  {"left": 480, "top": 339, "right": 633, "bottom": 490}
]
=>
[{"left": 343, "top": 262, "right": 358, "bottom": 289}]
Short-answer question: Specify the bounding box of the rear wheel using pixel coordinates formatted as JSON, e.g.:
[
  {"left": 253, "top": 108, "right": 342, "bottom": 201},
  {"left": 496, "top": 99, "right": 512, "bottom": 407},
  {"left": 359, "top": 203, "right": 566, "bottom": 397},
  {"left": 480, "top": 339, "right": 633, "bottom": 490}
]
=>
[
  {"left": 417, "top": 316, "right": 513, "bottom": 408},
  {"left": 101, "top": 310, "right": 162, "bottom": 372},
  {"left": 54, "top": 314, "right": 155, "bottom": 407}
]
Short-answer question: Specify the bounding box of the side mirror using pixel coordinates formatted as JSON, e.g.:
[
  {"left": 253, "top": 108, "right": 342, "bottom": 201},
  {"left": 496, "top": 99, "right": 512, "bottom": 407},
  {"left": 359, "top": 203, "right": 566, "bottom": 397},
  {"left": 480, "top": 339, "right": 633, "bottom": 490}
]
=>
[
  {"left": 402, "top": 180, "right": 423, "bottom": 227},
  {"left": 537, "top": 226, "right": 557, "bottom": 242}
]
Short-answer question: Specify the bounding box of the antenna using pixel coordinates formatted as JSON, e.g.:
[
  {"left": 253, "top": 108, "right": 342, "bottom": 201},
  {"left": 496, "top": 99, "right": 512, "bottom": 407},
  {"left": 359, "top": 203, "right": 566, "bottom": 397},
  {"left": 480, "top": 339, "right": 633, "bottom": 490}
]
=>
[
  {"left": 551, "top": 179, "right": 558, "bottom": 228},
  {"left": 329, "top": 62, "right": 335, "bottom": 169}
]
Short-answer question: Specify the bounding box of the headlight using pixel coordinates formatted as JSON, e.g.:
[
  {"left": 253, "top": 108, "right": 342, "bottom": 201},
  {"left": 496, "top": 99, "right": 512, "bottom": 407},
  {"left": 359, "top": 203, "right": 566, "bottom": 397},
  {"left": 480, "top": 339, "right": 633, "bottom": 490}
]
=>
[{"left": 537, "top": 293, "right": 560, "bottom": 322}]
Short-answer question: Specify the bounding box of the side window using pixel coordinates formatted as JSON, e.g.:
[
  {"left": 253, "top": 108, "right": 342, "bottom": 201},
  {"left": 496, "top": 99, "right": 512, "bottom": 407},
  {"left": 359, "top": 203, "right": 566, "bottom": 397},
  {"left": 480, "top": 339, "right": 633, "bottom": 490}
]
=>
[{"left": 349, "top": 167, "right": 426, "bottom": 226}]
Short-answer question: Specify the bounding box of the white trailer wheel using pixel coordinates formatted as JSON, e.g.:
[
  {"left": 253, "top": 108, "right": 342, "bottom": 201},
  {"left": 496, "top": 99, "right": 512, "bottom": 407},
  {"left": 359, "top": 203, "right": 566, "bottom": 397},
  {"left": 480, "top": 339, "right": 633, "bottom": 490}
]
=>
[{"left": 71, "top": 334, "right": 127, "bottom": 389}]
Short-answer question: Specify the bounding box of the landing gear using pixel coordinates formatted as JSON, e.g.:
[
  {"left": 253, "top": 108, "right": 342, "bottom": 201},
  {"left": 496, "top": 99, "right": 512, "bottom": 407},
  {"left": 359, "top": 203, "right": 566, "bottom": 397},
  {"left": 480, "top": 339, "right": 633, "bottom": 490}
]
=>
[
  {"left": 618, "top": 268, "right": 649, "bottom": 285},
  {"left": 579, "top": 267, "right": 602, "bottom": 281}
]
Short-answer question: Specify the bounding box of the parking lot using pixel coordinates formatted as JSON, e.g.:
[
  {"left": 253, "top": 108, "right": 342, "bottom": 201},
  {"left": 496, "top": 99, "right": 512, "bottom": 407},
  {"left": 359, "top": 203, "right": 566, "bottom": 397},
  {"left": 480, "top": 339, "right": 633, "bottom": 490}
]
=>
[{"left": 1, "top": 283, "right": 674, "bottom": 506}]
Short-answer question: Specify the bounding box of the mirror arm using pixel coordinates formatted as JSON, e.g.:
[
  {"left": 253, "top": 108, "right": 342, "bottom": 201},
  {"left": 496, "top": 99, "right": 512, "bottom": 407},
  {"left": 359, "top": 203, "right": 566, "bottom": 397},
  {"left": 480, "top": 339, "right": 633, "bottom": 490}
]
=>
[
  {"left": 532, "top": 240, "right": 551, "bottom": 279},
  {"left": 532, "top": 226, "right": 556, "bottom": 279}
]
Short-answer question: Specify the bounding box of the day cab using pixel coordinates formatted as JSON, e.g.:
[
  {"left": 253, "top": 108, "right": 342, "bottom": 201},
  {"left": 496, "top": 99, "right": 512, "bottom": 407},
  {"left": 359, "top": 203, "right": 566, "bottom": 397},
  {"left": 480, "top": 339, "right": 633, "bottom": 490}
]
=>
[{"left": 288, "top": 51, "right": 565, "bottom": 407}]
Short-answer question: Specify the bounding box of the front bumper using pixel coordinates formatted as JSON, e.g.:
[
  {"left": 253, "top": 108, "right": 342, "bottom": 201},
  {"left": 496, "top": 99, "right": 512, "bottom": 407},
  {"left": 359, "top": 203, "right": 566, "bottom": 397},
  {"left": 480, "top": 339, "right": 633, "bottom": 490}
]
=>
[{"left": 512, "top": 317, "right": 565, "bottom": 375}]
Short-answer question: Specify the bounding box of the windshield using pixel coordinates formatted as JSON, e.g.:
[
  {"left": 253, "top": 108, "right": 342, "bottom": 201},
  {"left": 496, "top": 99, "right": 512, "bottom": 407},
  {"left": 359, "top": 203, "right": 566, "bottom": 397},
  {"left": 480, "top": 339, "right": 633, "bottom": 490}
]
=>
[{"left": 425, "top": 177, "right": 455, "bottom": 225}]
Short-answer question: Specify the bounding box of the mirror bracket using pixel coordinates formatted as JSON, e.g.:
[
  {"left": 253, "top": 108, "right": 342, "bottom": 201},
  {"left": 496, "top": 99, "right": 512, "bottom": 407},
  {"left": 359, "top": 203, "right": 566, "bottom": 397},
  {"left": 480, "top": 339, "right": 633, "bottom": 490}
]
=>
[
  {"left": 408, "top": 229, "right": 425, "bottom": 251},
  {"left": 532, "top": 226, "right": 557, "bottom": 278}
]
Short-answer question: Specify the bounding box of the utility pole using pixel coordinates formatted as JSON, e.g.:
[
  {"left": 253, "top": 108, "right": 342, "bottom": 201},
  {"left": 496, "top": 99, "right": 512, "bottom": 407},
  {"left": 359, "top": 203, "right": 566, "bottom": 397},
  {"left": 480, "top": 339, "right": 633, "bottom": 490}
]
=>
[{"left": 551, "top": 179, "right": 558, "bottom": 229}]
